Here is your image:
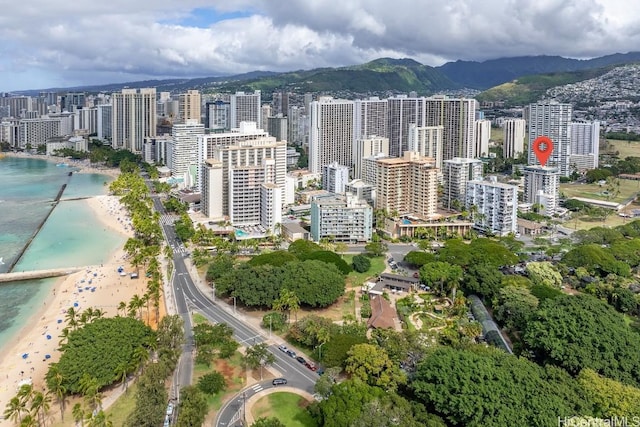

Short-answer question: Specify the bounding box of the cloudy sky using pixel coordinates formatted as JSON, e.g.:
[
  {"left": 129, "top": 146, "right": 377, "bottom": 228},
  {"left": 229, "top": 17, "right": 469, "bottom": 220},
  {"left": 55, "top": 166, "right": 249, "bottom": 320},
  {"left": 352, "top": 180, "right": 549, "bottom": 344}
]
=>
[{"left": 0, "top": 0, "right": 637, "bottom": 92}]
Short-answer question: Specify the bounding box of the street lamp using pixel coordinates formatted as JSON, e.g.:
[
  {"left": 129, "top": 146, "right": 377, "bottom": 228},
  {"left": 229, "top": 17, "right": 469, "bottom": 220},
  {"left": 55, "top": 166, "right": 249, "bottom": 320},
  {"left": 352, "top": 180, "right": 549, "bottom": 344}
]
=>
[{"left": 318, "top": 342, "right": 325, "bottom": 360}]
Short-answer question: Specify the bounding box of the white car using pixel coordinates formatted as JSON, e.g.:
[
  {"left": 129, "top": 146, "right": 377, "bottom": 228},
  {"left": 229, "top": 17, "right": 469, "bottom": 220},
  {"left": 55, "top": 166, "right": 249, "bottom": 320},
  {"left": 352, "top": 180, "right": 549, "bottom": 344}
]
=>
[{"left": 278, "top": 344, "right": 288, "bottom": 353}]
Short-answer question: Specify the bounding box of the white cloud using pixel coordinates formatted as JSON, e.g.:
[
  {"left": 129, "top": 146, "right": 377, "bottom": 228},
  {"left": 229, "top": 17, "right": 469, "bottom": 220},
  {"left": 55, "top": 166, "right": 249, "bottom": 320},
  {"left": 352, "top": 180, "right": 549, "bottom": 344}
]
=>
[{"left": 0, "top": 0, "right": 639, "bottom": 91}]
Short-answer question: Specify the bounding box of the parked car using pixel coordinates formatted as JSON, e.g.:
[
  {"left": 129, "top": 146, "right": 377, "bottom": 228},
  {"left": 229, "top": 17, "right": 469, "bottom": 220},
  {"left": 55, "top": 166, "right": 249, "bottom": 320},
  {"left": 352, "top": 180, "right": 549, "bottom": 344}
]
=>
[
  {"left": 296, "top": 356, "right": 306, "bottom": 364},
  {"left": 278, "top": 345, "right": 288, "bottom": 353},
  {"left": 272, "top": 378, "right": 288, "bottom": 386},
  {"left": 286, "top": 349, "right": 296, "bottom": 358},
  {"left": 305, "top": 361, "right": 317, "bottom": 371}
]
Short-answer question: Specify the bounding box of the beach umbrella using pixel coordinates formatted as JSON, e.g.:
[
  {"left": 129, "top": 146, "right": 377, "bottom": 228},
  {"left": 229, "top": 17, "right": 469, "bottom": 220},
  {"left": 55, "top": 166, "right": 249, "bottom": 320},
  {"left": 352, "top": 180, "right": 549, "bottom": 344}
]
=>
[
  {"left": 57, "top": 319, "right": 62, "bottom": 324},
  {"left": 22, "top": 353, "right": 28, "bottom": 359},
  {"left": 45, "top": 354, "right": 51, "bottom": 359},
  {"left": 46, "top": 335, "right": 51, "bottom": 340},
  {"left": 73, "top": 302, "right": 78, "bottom": 307}
]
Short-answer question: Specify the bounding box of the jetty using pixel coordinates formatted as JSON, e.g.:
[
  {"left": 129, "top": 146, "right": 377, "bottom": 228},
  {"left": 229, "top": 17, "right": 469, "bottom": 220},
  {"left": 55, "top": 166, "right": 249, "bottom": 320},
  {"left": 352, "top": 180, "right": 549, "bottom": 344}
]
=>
[
  {"left": 0, "top": 267, "right": 83, "bottom": 283},
  {"left": 6, "top": 182, "right": 68, "bottom": 273}
]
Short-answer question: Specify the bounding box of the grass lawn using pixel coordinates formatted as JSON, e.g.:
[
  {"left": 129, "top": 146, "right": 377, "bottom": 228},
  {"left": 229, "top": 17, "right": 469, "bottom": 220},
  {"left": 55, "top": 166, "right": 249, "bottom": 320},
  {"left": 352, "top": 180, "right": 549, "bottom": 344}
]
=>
[
  {"left": 195, "top": 351, "right": 246, "bottom": 412},
  {"left": 602, "top": 138, "right": 640, "bottom": 159},
  {"left": 103, "top": 383, "right": 139, "bottom": 426},
  {"left": 343, "top": 255, "right": 385, "bottom": 287},
  {"left": 251, "top": 392, "right": 317, "bottom": 427},
  {"left": 561, "top": 178, "right": 640, "bottom": 203}
]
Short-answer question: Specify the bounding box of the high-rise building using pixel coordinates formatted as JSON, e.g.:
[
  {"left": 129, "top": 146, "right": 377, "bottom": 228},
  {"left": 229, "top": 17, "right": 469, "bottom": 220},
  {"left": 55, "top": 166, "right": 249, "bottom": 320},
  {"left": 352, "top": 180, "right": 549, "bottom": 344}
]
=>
[
  {"left": 169, "top": 120, "right": 205, "bottom": 186},
  {"left": 526, "top": 101, "right": 572, "bottom": 176},
  {"left": 424, "top": 96, "right": 477, "bottom": 161},
  {"left": 178, "top": 90, "right": 201, "bottom": 124},
  {"left": 503, "top": 119, "right": 526, "bottom": 159},
  {"left": 260, "top": 183, "right": 283, "bottom": 233},
  {"left": 111, "top": 88, "right": 157, "bottom": 153},
  {"left": 97, "top": 104, "right": 112, "bottom": 141},
  {"left": 523, "top": 166, "right": 560, "bottom": 215},
  {"left": 267, "top": 115, "right": 288, "bottom": 141},
  {"left": 17, "top": 117, "right": 62, "bottom": 148},
  {"left": 322, "top": 162, "right": 350, "bottom": 194},
  {"left": 570, "top": 120, "right": 600, "bottom": 171},
  {"left": 287, "top": 105, "right": 306, "bottom": 146},
  {"left": 466, "top": 176, "right": 518, "bottom": 236},
  {"left": 375, "top": 151, "right": 439, "bottom": 220},
  {"left": 205, "top": 100, "right": 230, "bottom": 130},
  {"left": 230, "top": 91, "right": 261, "bottom": 129},
  {"left": 73, "top": 107, "right": 98, "bottom": 135},
  {"left": 353, "top": 136, "right": 390, "bottom": 179},
  {"left": 361, "top": 153, "right": 389, "bottom": 186},
  {"left": 473, "top": 119, "right": 491, "bottom": 158},
  {"left": 442, "top": 157, "right": 484, "bottom": 210},
  {"left": 309, "top": 97, "right": 354, "bottom": 174},
  {"left": 202, "top": 159, "right": 224, "bottom": 219},
  {"left": 387, "top": 95, "right": 424, "bottom": 157},
  {"left": 354, "top": 97, "right": 388, "bottom": 141},
  {"left": 310, "top": 192, "right": 373, "bottom": 243},
  {"left": 408, "top": 125, "right": 443, "bottom": 169},
  {"left": 200, "top": 123, "right": 287, "bottom": 219},
  {"left": 345, "top": 179, "right": 375, "bottom": 206}
]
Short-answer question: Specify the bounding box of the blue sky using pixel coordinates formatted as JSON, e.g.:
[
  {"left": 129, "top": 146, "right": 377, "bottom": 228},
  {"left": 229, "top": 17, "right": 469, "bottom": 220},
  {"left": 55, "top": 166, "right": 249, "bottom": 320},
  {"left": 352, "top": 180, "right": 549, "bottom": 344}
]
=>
[{"left": 0, "top": 0, "right": 637, "bottom": 92}]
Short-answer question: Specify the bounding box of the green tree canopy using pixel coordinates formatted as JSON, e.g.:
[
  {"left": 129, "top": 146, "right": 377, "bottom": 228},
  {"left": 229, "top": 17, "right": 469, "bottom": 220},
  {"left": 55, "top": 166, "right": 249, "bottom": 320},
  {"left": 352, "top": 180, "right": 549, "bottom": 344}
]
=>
[
  {"left": 563, "top": 244, "right": 631, "bottom": 277},
  {"left": 525, "top": 261, "right": 564, "bottom": 288},
  {"left": 493, "top": 286, "right": 539, "bottom": 332},
  {"left": 411, "top": 346, "right": 592, "bottom": 427},
  {"left": 287, "top": 239, "right": 322, "bottom": 257},
  {"left": 578, "top": 368, "right": 640, "bottom": 419},
  {"left": 351, "top": 254, "right": 371, "bottom": 273},
  {"left": 248, "top": 251, "right": 298, "bottom": 267},
  {"left": 345, "top": 344, "right": 406, "bottom": 392},
  {"left": 419, "top": 261, "right": 463, "bottom": 296},
  {"left": 300, "top": 250, "right": 352, "bottom": 275},
  {"left": 46, "top": 317, "right": 154, "bottom": 394},
  {"left": 523, "top": 294, "right": 640, "bottom": 386},
  {"left": 403, "top": 251, "right": 436, "bottom": 268}
]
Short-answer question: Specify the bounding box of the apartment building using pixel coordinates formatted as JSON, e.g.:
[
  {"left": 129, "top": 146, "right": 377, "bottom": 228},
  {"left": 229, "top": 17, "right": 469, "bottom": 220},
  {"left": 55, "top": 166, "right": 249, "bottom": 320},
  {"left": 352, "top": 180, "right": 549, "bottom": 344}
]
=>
[
  {"left": 525, "top": 101, "right": 572, "bottom": 176},
  {"left": 310, "top": 192, "right": 373, "bottom": 243},
  {"left": 309, "top": 97, "right": 354, "bottom": 173},
  {"left": 442, "top": 157, "right": 484, "bottom": 209},
  {"left": 375, "top": 151, "right": 439, "bottom": 220},
  {"left": 503, "top": 119, "right": 526, "bottom": 159},
  {"left": 111, "top": 88, "right": 157, "bottom": 153},
  {"left": 523, "top": 166, "right": 560, "bottom": 215},
  {"left": 466, "top": 176, "right": 518, "bottom": 236}
]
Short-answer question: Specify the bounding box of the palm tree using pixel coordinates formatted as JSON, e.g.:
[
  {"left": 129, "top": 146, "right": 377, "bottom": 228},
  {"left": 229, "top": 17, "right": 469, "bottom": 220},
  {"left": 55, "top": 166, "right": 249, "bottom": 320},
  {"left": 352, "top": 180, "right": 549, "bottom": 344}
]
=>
[
  {"left": 48, "top": 366, "right": 68, "bottom": 422},
  {"left": 64, "top": 307, "right": 79, "bottom": 330},
  {"left": 133, "top": 346, "right": 150, "bottom": 373},
  {"left": 18, "top": 413, "right": 38, "bottom": 427},
  {"left": 72, "top": 403, "right": 85, "bottom": 427},
  {"left": 4, "top": 396, "right": 27, "bottom": 424},
  {"left": 30, "top": 390, "right": 51, "bottom": 427},
  {"left": 86, "top": 410, "right": 113, "bottom": 427},
  {"left": 128, "top": 294, "right": 144, "bottom": 319},
  {"left": 114, "top": 362, "right": 129, "bottom": 391},
  {"left": 117, "top": 301, "right": 127, "bottom": 317}
]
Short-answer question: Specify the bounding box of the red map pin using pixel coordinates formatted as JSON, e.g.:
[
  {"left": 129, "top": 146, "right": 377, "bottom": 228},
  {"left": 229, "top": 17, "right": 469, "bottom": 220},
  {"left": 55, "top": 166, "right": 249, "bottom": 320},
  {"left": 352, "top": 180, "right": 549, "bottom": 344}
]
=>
[{"left": 532, "top": 136, "right": 554, "bottom": 167}]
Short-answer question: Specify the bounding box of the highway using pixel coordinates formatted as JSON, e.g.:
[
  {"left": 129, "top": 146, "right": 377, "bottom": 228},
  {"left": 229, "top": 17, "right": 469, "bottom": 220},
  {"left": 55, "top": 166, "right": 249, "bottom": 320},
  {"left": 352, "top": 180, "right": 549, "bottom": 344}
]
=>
[{"left": 151, "top": 195, "right": 319, "bottom": 426}]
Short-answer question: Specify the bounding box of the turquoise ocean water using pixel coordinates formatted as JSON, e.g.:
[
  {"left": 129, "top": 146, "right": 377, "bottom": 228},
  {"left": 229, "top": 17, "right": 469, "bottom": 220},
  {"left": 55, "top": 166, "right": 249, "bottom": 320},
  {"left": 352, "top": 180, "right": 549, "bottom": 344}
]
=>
[{"left": 0, "top": 156, "right": 125, "bottom": 345}]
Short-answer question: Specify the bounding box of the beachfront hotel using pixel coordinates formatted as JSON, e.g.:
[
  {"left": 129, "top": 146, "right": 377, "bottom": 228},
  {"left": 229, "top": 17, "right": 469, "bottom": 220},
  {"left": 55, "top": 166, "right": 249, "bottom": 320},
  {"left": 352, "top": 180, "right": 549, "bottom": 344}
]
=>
[{"left": 111, "top": 88, "right": 157, "bottom": 153}]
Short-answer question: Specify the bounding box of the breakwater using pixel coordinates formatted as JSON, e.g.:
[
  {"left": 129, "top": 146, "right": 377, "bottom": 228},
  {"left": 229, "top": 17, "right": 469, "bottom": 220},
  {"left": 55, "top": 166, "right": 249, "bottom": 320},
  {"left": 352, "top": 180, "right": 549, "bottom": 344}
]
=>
[{"left": 7, "top": 183, "right": 67, "bottom": 273}]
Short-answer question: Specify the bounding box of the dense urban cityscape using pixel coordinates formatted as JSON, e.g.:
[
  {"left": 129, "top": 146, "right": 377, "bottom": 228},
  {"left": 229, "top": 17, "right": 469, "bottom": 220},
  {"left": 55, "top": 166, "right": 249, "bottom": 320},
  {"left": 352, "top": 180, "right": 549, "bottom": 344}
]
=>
[{"left": 2, "top": 55, "right": 640, "bottom": 427}]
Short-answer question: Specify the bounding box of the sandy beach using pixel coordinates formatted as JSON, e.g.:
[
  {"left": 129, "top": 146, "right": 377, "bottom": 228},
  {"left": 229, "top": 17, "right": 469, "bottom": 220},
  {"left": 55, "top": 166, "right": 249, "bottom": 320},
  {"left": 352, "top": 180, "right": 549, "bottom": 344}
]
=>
[
  {"left": 3, "top": 152, "right": 121, "bottom": 179},
  {"left": 0, "top": 194, "right": 146, "bottom": 425}
]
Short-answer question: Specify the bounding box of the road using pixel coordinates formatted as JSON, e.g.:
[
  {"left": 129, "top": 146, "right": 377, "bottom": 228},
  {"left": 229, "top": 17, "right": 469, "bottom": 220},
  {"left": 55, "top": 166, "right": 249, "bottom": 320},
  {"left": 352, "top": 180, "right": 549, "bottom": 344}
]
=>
[{"left": 151, "top": 195, "right": 319, "bottom": 426}]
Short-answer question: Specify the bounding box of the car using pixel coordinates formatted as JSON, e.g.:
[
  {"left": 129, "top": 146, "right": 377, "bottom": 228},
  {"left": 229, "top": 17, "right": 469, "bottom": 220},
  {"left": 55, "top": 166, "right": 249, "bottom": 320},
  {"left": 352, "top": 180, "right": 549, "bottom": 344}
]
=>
[
  {"left": 286, "top": 349, "right": 296, "bottom": 358},
  {"left": 305, "top": 361, "right": 317, "bottom": 371},
  {"left": 272, "top": 378, "right": 288, "bottom": 386},
  {"left": 278, "top": 344, "right": 288, "bottom": 353},
  {"left": 166, "top": 402, "right": 174, "bottom": 416},
  {"left": 164, "top": 416, "right": 171, "bottom": 427},
  {"left": 413, "top": 272, "right": 420, "bottom": 278},
  {"left": 296, "top": 356, "right": 306, "bottom": 364}
]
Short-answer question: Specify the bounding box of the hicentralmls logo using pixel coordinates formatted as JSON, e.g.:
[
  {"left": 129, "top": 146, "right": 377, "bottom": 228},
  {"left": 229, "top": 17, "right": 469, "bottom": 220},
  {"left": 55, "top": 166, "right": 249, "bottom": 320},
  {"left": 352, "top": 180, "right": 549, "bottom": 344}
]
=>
[{"left": 558, "top": 416, "right": 640, "bottom": 427}]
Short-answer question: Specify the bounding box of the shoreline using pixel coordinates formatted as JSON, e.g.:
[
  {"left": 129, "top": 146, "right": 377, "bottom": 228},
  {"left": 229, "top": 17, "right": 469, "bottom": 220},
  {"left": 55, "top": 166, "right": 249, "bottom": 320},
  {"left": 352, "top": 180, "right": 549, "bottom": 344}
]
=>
[
  {"left": 0, "top": 195, "right": 142, "bottom": 425},
  {"left": 2, "top": 151, "right": 121, "bottom": 179}
]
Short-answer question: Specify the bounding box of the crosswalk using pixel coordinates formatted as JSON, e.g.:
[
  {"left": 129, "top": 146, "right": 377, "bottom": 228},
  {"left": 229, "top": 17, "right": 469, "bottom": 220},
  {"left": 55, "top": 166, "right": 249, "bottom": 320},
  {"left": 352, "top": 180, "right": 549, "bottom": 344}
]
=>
[
  {"left": 169, "top": 244, "right": 188, "bottom": 255},
  {"left": 160, "top": 214, "right": 179, "bottom": 225},
  {"left": 251, "top": 383, "right": 263, "bottom": 393}
]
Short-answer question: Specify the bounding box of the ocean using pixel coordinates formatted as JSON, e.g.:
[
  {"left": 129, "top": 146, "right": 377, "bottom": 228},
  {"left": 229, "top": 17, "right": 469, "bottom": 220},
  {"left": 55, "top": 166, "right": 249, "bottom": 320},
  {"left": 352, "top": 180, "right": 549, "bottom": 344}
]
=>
[{"left": 0, "top": 156, "right": 125, "bottom": 345}]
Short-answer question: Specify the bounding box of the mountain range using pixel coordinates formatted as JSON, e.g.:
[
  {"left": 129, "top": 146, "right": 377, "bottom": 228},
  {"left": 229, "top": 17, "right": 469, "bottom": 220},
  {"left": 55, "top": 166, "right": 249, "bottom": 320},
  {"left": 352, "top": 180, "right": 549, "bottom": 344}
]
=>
[{"left": 12, "top": 52, "right": 640, "bottom": 105}]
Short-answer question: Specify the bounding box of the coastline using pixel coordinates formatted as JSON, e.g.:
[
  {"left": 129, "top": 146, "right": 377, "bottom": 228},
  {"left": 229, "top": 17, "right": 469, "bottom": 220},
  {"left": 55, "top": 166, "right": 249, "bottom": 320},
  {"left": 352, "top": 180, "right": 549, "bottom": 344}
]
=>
[
  {"left": 0, "top": 195, "right": 143, "bottom": 425},
  {"left": 2, "top": 151, "right": 121, "bottom": 179}
]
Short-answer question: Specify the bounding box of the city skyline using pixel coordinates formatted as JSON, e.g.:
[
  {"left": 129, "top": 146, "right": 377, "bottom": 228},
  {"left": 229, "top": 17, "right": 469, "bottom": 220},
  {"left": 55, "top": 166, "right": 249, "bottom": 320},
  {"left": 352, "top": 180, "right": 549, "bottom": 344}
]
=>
[{"left": 0, "top": 0, "right": 637, "bottom": 92}]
